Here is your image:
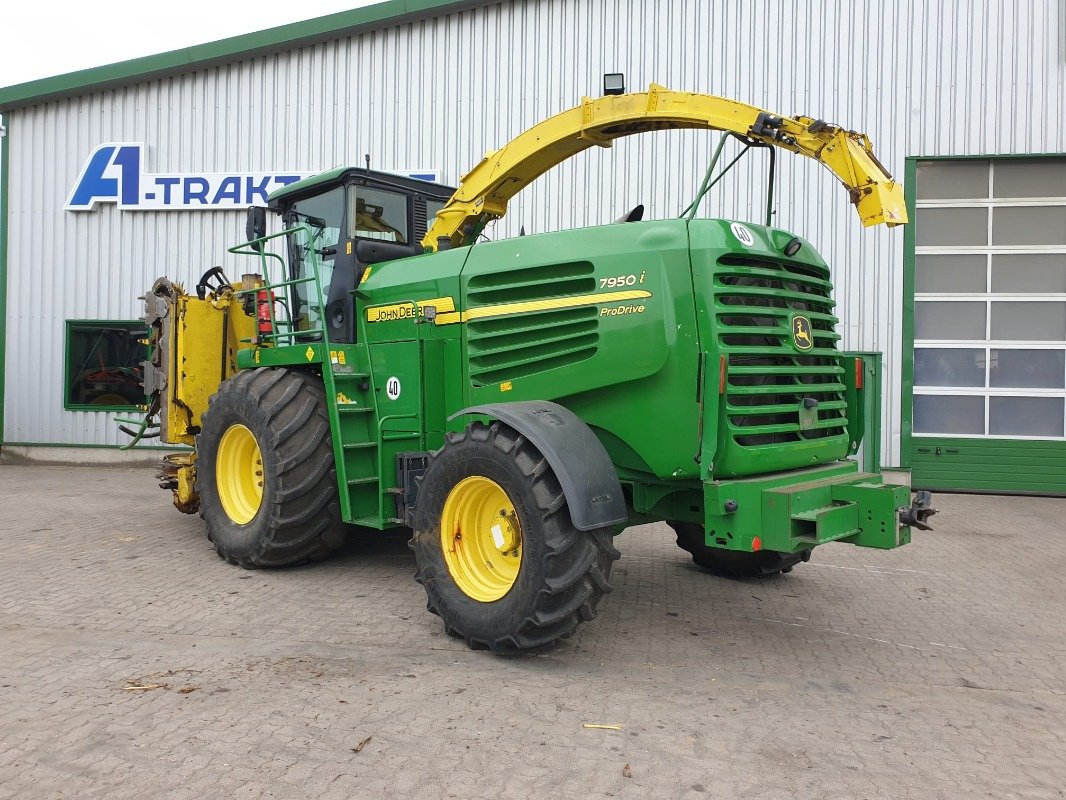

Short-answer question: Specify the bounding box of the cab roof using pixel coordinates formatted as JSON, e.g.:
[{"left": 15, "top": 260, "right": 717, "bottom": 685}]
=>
[{"left": 267, "top": 167, "right": 455, "bottom": 207}]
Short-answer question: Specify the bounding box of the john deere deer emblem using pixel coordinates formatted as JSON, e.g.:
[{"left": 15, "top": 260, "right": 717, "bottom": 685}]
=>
[{"left": 792, "top": 315, "right": 814, "bottom": 351}]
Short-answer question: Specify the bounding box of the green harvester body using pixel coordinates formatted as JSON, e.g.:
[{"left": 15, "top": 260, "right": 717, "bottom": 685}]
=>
[{"left": 235, "top": 214, "right": 911, "bottom": 555}]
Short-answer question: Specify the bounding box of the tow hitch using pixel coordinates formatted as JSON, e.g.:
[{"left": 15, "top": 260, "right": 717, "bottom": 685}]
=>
[{"left": 899, "top": 490, "right": 937, "bottom": 531}]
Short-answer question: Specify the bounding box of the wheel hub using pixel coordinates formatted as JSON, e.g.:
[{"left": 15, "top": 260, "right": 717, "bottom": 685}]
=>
[
  {"left": 489, "top": 511, "right": 520, "bottom": 553},
  {"left": 440, "top": 476, "right": 523, "bottom": 602}
]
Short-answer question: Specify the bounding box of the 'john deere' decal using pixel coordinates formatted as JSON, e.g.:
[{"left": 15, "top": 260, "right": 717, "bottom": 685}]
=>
[{"left": 791, "top": 315, "right": 814, "bottom": 351}]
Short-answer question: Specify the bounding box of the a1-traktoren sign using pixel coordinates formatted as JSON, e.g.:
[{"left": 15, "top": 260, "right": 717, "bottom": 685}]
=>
[{"left": 65, "top": 142, "right": 440, "bottom": 212}]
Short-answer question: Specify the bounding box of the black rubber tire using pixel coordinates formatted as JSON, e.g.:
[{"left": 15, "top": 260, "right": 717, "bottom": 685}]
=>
[
  {"left": 197, "top": 367, "right": 346, "bottom": 568},
  {"left": 412, "top": 421, "right": 620, "bottom": 654},
  {"left": 669, "top": 522, "right": 810, "bottom": 579}
]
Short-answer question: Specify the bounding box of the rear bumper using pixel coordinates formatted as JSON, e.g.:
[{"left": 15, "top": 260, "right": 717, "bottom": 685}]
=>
[{"left": 703, "top": 461, "right": 914, "bottom": 554}]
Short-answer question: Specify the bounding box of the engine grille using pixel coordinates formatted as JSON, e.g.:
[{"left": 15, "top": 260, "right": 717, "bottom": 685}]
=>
[
  {"left": 466, "top": 261, "right": 600, "bottom": 385},
  {"left": 715, "top": 255, "right": 848, "bottom": 448}
]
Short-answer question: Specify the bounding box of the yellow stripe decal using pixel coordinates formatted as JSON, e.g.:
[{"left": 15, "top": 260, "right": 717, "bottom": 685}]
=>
[
  {"left": 437, "top": 289, "right": 652, "bottom": 325},
  {"left": 366, "top": 289, "right": 652, "bottom": 325}
]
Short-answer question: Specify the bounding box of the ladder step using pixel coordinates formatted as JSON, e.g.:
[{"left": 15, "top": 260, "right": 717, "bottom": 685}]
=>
[
  {"left": 343, "top": 441, "right": 377, "bottom": 450},
  {"left": 337, "top": 405, "right": 373, "bottom": 414},
  {"left": 347, "top": 476, "right": 379, "bottom": 486},
  {"left": 382, "top": 432, "right": 421, "bottom": 442},
  {"left": 334, "top": 372, "right": 370, "bottom": 379}
]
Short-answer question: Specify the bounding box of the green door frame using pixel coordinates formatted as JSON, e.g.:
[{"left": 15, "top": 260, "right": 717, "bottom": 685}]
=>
[
  {"left": 902, "top": 152, "right": 1066, "bottom": 493},
  {"left": 0, "top": 112, "right": 9, "bottom": 447}
]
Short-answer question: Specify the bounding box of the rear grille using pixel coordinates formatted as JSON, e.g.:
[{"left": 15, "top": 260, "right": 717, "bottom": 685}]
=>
[{"left": 715, "top": 255, "right": 847, "bottom": 448}]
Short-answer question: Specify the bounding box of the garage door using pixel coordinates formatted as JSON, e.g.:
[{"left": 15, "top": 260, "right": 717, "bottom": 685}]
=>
[{"left": 909, "top": 157, "right": 1066, "bottom": 494}]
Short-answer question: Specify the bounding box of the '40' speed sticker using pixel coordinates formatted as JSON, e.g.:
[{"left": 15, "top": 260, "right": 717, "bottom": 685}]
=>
[
  {"left": 730, "top": 222, "right": 755, "bottom": 247},
  {"left": 385, "top": 377, "right": 401, "bottom": 400}
]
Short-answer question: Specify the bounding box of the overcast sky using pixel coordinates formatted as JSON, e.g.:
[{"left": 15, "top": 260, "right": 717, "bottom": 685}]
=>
[{"left": 0, "top": 0, "right": 380, "bottom": 88}]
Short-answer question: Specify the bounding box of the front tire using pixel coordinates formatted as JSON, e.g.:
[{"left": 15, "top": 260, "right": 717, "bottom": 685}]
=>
[
  {"left": 670, "top": 522, "right": 810, "bottom": 578},
  {"left": 413, "top": 421, "right": 619, "bottom": 654},
  {"left": 198, "top": 368, "right": 346, "bottom": 568}
]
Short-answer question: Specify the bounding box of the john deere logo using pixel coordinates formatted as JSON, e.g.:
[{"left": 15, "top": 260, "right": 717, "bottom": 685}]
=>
[{"left": 791, "top": 315, "right": 814, "bottom": 351}]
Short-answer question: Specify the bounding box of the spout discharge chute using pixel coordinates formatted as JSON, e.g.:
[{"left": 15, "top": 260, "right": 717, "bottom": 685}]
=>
[{"left": 423, "top": 83, "right": 906, "bottom": 251}]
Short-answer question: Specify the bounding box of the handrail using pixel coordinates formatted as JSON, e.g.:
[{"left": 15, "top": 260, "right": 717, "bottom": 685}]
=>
[{"left": 227, "top": 224, "right": 330, "bottom": 348}]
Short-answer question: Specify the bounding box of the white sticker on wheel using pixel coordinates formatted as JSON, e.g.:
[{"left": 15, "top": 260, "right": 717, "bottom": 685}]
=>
[
  {"left": 385, "top": 376, "right": 401, "bottom": 400},
  {"left": 730, "top": 222, "right": 755, "bottom": 247},
  {"left": 490, "top": 524, "right": 505, "bottom": 549}
]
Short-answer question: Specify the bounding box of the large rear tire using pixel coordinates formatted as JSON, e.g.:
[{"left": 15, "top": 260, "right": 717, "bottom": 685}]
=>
[
  {"left": 412, "top": 421, "right": 619, "bottom": 654},
  {"left": 669, "top": 522, "right": 810, "bottom": 578},
  {"left": 198, "top": 368, "right": 346, "bottom": 568}
]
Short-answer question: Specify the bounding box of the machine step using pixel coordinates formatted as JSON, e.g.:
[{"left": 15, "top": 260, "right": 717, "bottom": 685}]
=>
[{"left": 346, "top": 476, "right": 379, "bottom": 486}]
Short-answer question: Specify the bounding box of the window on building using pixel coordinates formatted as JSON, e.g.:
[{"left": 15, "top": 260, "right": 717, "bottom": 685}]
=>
[
  {"left": 65, "top": 320, "right": 147, "bottom": 410},
  {"left": 913, "top": 158, "right": 1066, "bottom": 440}
]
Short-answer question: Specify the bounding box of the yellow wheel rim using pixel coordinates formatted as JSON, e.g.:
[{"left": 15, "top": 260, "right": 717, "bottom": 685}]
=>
[
  {"left": 216, "top": 424, "right": 264, "bottom": 524},
  {"left": 440, "top": 476, "right": 523, "bottom": 602}
]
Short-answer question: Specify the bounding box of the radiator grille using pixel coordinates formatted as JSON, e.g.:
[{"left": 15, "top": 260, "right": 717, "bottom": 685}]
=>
[{"left": 715, "top": 255, "right": 848, "bottom": 448}]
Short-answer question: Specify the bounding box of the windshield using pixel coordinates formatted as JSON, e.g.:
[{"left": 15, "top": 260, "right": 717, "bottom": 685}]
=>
[{"left": 289, "top": 186, "right": 344, "bottom": 334}]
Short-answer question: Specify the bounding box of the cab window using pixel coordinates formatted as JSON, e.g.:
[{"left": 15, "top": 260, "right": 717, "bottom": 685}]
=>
[
  {"left": 291, "top": 187, "right": 344, "bottom": 252},
  {"left": 288, "top": 186, "right": 345, "bottom": 333},
  {"left": 346, "top": 185, "right": 409, "bottom": 243}
]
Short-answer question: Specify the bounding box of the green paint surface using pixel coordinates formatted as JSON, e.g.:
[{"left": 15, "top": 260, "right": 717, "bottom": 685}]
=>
[
  {"left": 912, "top": 438, "right": 1066, "bottom": 496},
  {"left": 0, "top": 113, "right": 8, "bottom": 444},
  {"left": 349, "top": 217, "right": 908, "bottom": 547}
]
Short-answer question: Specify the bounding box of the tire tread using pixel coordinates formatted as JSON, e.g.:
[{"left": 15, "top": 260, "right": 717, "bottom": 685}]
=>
[
  {"left": 413, "top": 421, "right": 620, "bottom": 654},
  {"left": 200, "top": 368, "right": 345, "bottom": 568}
]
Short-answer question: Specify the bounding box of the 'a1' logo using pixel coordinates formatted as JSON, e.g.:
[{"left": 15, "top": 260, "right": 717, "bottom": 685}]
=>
[{"left": 66, "top": 143, "right": 142, "bottom": 211}]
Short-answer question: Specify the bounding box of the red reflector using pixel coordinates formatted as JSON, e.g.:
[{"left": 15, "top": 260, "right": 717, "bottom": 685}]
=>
[
  {"left": 751, "top": 536, "right": 762, "bottom": 552},
  {"left": 718, "top": 355, "right": 727, "bottom": 394},
  {"left": 855, "top": 357, "right": 864, "bottom": 390}
]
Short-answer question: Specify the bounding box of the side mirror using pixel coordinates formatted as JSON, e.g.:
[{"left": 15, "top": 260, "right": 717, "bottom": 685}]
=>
[{"left": 246, "top": 206, "right": 267, "bottom": 252}]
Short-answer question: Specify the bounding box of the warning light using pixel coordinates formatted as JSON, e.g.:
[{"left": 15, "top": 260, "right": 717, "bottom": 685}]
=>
[{"left": 751, "top": 537, "right": 762, "bottom": 552}]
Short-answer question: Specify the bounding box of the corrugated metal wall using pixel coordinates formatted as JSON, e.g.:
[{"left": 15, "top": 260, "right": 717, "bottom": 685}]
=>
[{"left": 4, "top": 0, "right": 1065, "bottom": 460}]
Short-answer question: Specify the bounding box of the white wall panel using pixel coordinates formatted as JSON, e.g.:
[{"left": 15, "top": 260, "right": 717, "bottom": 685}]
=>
[{"left": 4, "top": 0, "right": 1065, "bottom": 461}]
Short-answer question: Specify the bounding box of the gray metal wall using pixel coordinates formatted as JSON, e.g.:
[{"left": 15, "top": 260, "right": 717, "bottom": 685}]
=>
[{"left": 4, "top": 0, "right": 1065, "bottom": 461}]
